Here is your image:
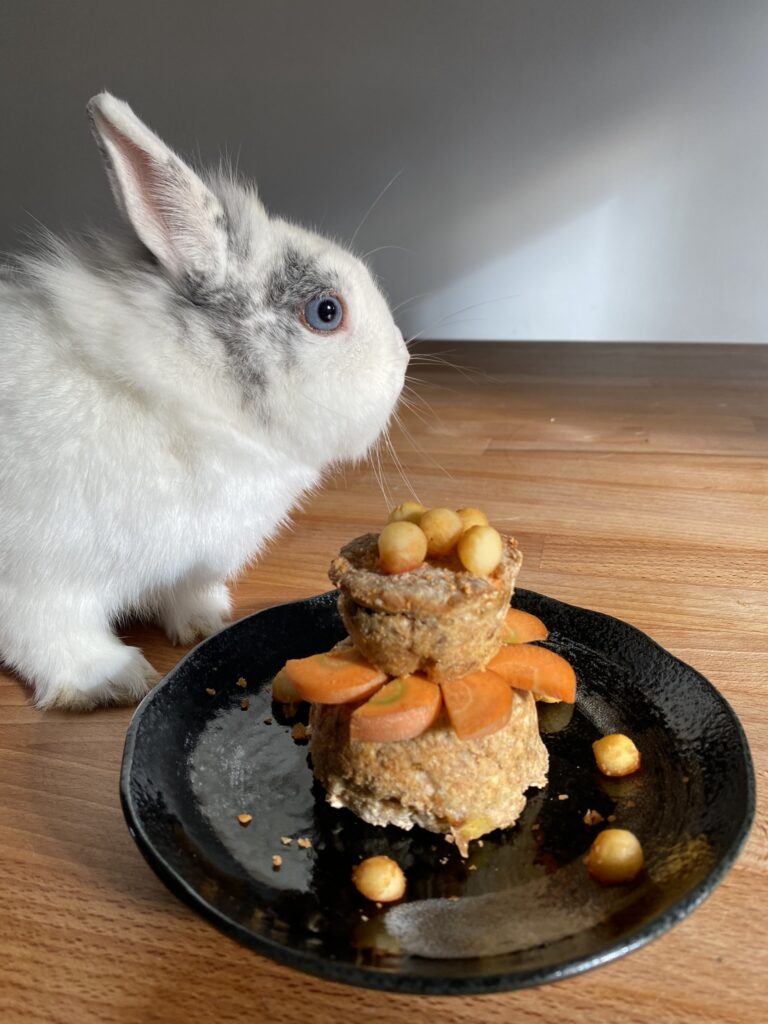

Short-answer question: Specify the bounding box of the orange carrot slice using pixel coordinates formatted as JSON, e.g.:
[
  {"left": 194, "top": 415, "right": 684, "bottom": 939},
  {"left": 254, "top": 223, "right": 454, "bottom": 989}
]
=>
[
  {"left": 487, "top": 645, "right": 576, "bottom": 704},
  {"left": 284, "top": 648, "right": 386, "bottom": 704},
  {"left": 350, "top": 674, "right": 442, "bottom": 742},
  {"left": 501, "top": 608, "right": 549, "bottom": 644},
  {"left": 440, "top": 670, "right": 512, "bottom": 741},
  {"left": 271, "top": 667, "right": 302, "bottom": 703}
]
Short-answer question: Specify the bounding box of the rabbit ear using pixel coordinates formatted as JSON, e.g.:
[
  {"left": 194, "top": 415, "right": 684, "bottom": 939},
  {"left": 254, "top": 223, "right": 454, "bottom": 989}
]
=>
[{"left": 87, "top": 92, "right": 227, "bottom": 289}]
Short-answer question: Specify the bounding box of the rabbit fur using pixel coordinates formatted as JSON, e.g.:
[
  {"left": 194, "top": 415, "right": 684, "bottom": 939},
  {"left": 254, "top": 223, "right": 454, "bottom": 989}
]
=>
[{"left": 0, "top": 93, "right": 408, "bottom": 710}]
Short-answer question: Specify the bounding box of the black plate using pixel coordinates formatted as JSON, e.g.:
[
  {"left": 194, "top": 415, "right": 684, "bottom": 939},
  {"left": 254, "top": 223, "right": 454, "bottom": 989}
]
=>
[{"left": 121, "top": 590, "right": 754, "bottom": 995}]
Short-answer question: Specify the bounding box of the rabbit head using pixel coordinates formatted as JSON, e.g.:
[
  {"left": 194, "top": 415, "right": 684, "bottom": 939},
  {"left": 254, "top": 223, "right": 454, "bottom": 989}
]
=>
[{"left": 87, "top": 92, "right": 408, "bottom": 466}]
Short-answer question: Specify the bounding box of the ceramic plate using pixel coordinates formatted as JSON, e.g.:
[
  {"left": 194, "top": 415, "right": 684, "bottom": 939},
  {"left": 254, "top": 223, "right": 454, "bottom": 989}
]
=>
[{"left": 121, "top": 589, "right": 754, "bottom": 994}]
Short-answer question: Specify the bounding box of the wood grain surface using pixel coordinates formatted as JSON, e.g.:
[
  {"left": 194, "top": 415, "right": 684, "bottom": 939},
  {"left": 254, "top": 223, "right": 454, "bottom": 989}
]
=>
[{"left": 1, "top": 342, "right": 766, "bottom": 1024}]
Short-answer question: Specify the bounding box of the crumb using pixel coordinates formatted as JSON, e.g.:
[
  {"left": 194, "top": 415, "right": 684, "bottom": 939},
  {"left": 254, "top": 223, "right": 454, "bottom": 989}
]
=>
[
  {"left": 607, "top": 814, "right": 617, "bottom": 822},
  {"left": 445, "top": 834, "right": 455, "bottom": 844},
  {"left": 531, "top": 823, "right": 541, "bottom": 831},
  {"left": 682, "top": 776, "right": 690, "bottom": 784},
  {"left": 448, "top": 895, "right": 460, "bottom": 902},
  {"left": 236, "top": 677, "right": 248, "bottom": 688},
  {"left": 205, "top": 687, "right": 217, "bottom": 696},
  {"left": 558, "top": 793, "right": 569, "bottom": 801},
  {"left": 240, "top": 699, "right": 250, "bottom": 711},
  {"left": 360, "top": 913, "right": 369, "bottom": 922},
  {"left": 439, "top": 856, "right": 448, "bottom": 865},
  {"left": 297, "top": 837, "right": 312, "bottom": 849},
  {"left": 468, "top": 864, "right": 478, "bottom": 872},
  {"left": 583, "top": 809, "right": 604, "bottom": 826},
  {"left": 263, "top": 716, "right": 272, "bottom": 724},
  {"left": 291, "top": 723, "right": 310, "bottom": 743},
  {"left": 430, "top": 845, "right": 437, "bottom": 852},
  {"left": 375, "top": 902, "right": 383, "bottom": 909},
  {"left": 477, "top": 840, "right": 484, "bottom": 848},
  {"left": 237, "top": 813, "right": 252, "bottom": 826},
  {"left": 272, "top": 855, "right": 282, "bottom": 869},
  {"left": 280, "top": 836, "right": 293, "bottom": 846},
  {"left": 625, "top": 800, "right": 636, "bottom": 808}
]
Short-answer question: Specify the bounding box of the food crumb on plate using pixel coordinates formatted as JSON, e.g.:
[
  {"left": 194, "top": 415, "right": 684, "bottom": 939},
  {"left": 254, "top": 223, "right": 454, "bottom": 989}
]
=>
[
  {"left": 439, "top": 856, "right": 448, "bottom": 865},
  {"left": 448, "top": 895, "right": 460, "bottom": 902},
  {"left": 360, "top": 913, "right": 369, "bottom": 922},
  {"left": 205, "top": 687, "right": 216, "bottom": 696},
  {"left": 237, "top": 813, "right": 252, "bottom": 826},
  {"left": 297, "top": 837, "right": 312, "bottom": 849},
  {"left": 558, "top": 793, "right": 569, "bottom": 801},
  {"left": 272, "top": 855, "right": 282, "bottom": 869},
  {"left": 280, "top": 836, "right": 293, "bottom": 846},
  {"left": 263, "top": 716, "right": 272, "bottom": 724},
  {"left": 607, "top": 814, "right": 617, "bottom": 822},
  {"left": 291, "top": 723, "right": 310, "bottom": 743},
  {"left": 240, "top": 699, "right": 250, "bottom": 711},
  {"left": 236, "top": 677, "right": 248, "bottom": 688},
  {"left": 468, "top": 864, "right": 478, "bottom": 872},
  {"left": 583, "top": 809, "right": 604, "bottom": 826},
  {"left": 445, "top": 834, "right": 455, "bottom": 844}
]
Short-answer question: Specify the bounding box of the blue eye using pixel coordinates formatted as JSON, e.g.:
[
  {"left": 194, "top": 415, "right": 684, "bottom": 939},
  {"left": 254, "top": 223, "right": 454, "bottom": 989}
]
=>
[{"left": 302, "top": 294, "right": 344, "bottom": 332}]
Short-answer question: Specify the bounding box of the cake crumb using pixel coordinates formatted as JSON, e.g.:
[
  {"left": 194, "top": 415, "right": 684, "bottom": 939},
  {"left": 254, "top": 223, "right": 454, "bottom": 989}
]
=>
[
  {"left": 280, "top": 836, "right": 293, "bottom": 846},
  {"left": 607, "top": 814, "right": 617, "bottom": 822},
  {"left": 263, "top": 716, "right": 272, "bottom": 724},
  {"left": 477, "top": 840, "right": 484, "bottom": 848},
  {"left": 205, "top": 687, "right": 216, "bottom": 696},
  {"left": 375, "top": 902, "right": 383, "bottom": 909},
  {"left": 444, "top": 834, "right": 455, "bottom": 844},
  {"left": 360, "top": 913, "right": 369, "bottom": 922},
  {"left": 531, "top": 823, "right": 541, "bottom": 831},
  {"left": 468, "top": 864, "right": 478, "bottom": 872},
  {"left": 272, "top": 855, "right": 282, "bottom": 869},
  {"left": 236, "top": 677, "right": 248, "bottom": 688},
  {"left": 297, "top": 837, "right": 312, "bottom": 849},
  {"left": 682, "top": 776, "right": 690, "bottom": 784},
  {"left": 583, "top": 809, "right": 604, "bottom": 826},
  {"left": 625, "top": 799, "right": 636, "bottom": 808},
  {"left": 291, "top": 723, "right": 310, "bottom": 743},
  {"left": 237, "top": 813, "right": 252, "bottom": 826},
  {"left": 558, "top": 793, "right": 569, "bottom": 801},
  {"left": 240, "top": 699, "right": 250, "bottom": 711},
  {"left": 439, "top": 856, "right": 448, "bottom": 865}
]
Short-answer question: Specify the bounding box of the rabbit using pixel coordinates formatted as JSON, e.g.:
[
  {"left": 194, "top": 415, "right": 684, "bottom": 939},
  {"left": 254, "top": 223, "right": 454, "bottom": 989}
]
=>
[{"left": 0, "top": 92, "right": 408, "bottom": 710}]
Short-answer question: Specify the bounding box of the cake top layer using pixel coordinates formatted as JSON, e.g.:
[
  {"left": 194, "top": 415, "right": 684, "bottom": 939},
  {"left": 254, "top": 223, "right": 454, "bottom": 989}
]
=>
[{"left": 329, "top": 531, "right": 522, "bottom": 616}]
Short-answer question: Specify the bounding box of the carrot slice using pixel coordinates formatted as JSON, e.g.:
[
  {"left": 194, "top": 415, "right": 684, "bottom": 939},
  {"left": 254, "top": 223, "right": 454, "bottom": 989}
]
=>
[
  {"left": 284, "top": 648, "right": 386, "bottom": 704},
  {"left": 501, "top": 608, "right": 549, "bottom": 644},
  {"left": 440, "top": 670, "right": 512, "bottom": 741},
  {"left": 271, "top": 667, "right": 302, "bottom": 703},
  {"left": 487, "top": 645, "right": 576, "bottom": 704},
  {"left": 350, "top": 674, "right": 442, "bottom": 742}
]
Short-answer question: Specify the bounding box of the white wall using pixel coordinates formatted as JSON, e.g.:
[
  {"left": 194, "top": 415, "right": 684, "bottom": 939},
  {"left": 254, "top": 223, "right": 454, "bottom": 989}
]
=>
[{"left": 2, "top": 1, "right": 767, "bottom": 342}]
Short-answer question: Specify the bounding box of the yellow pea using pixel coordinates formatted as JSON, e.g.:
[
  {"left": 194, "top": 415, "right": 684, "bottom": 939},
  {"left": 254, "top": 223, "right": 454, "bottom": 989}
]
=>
[
  {"left": 377, "top": 521, "right": 428, "bottom": 574},
  {"left": 585, "top": 829, "right": 644, "bottom": 885},
  {"left": 456, "top": 507, "right": 489, "bottom": 532},
  {"left": 352, "top": 855, "right": 406, "bottom": 902},
  {"left": 387, "top": 501, "right": 427, "bottom": 525},
  {"left": 419, "top": 507, "right": 464, "bottom": 558},
  {"left": 592, "top": 734, "right": 641, "bottom": 777},
  {"left": 456, "top": 525, "right": 503, "bottom": 576}
]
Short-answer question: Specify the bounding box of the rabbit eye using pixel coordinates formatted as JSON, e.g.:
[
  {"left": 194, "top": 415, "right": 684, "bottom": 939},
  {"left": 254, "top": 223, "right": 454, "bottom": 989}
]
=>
[{"left": 302, "top": 294, "right": 345, "bottom": 333}]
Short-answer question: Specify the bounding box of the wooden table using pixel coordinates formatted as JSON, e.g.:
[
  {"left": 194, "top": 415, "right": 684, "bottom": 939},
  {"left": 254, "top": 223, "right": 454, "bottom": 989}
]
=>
[{"left": 1, "top": 342, "right": 766, "bottom": 1024}]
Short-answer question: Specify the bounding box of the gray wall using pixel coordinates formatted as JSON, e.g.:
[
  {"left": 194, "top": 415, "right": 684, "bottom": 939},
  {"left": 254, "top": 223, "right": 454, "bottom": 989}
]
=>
[{"left": 2, "top": 0, "right": 768, "bottom": 342}]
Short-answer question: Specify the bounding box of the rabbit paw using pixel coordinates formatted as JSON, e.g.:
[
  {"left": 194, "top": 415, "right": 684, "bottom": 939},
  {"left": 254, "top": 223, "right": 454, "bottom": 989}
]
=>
[
  {"left": 36, "top": 643, "right": 160, "bottom": 711},
  {"left": 160, "top": 581, "right": 232, "bottom": 646}
]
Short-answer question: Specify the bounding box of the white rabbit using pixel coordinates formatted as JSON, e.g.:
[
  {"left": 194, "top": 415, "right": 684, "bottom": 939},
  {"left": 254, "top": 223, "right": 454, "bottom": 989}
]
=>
[{"left": 0, "top": 93, "right": 408, "bottom": 710}]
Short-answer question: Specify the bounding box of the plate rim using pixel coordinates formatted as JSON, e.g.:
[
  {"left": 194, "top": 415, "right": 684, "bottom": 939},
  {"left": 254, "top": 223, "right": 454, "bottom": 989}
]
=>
[{"left": 120, "top": 589, "right": 756, "bottom": 995}]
